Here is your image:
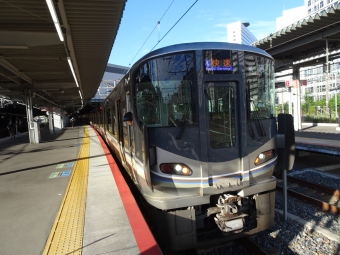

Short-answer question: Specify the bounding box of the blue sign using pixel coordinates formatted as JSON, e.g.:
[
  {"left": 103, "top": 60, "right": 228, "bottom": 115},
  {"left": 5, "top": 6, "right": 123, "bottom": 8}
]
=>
[
  {"left": 65, "top": 163, "right": 74, "bottom": 168},
  {"left": 61, "top": 171, "right": 71, "bottom": 177},
  {"left": 56, "top": 162, "right": 74, "bottom": 169},
  {"left": 205, "top": 60, "right": 233, "bottom": 71}
]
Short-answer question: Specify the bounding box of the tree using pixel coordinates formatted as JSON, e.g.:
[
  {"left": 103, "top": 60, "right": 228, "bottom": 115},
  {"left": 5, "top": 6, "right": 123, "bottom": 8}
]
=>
[{"left": 301, "top": 94, "right": 314, "bottom": 115}]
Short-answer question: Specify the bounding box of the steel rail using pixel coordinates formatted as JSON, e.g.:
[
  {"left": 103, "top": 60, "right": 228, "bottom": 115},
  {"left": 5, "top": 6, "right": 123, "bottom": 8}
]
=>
[
  {"left": 276, "top": 185, "right": 340, "bottom": 215},
  {"left": 275, "top": 173, "right": 340, "bottom": 200},
  {"left": 237, "top": 237, "right": 271, "bottom": 255}
]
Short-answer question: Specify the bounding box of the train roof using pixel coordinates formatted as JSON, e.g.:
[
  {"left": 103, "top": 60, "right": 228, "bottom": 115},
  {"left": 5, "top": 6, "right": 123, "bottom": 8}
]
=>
[
  {"left": 104, "top": 42, "right": 274, "bottom": 106},
  {"left": 132, "top": 42, "right": 273, "bottom": 69}
]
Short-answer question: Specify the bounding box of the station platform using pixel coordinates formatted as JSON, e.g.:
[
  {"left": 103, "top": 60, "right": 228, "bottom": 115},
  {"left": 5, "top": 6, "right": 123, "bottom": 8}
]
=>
[
  {"left": 1, "top": 122, "right": 340, "bottom": 255},
  {"left": 0, "top": 126, "right": 162, "bottom": 255},
  {"left": 295, "top": 123, "right": 340, "bottom": 156}
]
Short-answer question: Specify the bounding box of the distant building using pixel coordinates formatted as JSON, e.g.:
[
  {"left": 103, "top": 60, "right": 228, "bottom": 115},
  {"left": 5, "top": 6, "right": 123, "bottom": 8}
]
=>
[
  {"left": 300, "top": 60, "right": 340, "bottom": 102},
  {"left": 226, "top": 21, "right": 257, "bottom": 45},
  {"left": 277, "top": 1, "right": 339, "bottom": 30},
  {"left": 276, "top": 6, "right": 305, "bottom": 31},
  {"left": 274, "top": 1, "right": 340, "bottom": 107},
  {"left": 306, "top": 0, "right": 338, "bottom": 15},
  {"left": 91, "top": 63, "right": 129, "bottom": 102}
]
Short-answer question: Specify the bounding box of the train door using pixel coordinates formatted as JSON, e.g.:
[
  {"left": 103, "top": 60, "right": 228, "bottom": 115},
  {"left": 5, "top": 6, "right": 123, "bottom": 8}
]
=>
[
  {"left": 125, "top": 92, "right": 139, "bottom": 185},
  {"left": 117, "top": 92, "right": 136, "bottom": 182},
  {"left": 116, "top": 99, "right": 126, "bottom": 165},
  {"left": 124, "top": 93, "right": 135, "bottom": 171},
  {"left": 204, "top": 81, "right": 249, "bottom": 188},
  {"left": 125, "top": 93, "right": 133, "bottom": 158}
]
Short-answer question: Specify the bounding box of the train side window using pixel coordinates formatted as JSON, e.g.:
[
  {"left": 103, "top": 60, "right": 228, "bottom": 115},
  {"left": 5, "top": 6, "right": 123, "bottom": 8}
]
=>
[
  {"left": 113, "top": 99, "right": 120, "bottom": 139},
  {"left": 106, "top": 107, "right": 112, "bottom": 133},
  {"left": 98, "top": 112, "right": 101, "bottom": 126},
  {"left": 96, "top": 112, "right": 100, "bottom": 126},
  {"left": 112, "top": 104, "right": 115, "bottom": 135}
]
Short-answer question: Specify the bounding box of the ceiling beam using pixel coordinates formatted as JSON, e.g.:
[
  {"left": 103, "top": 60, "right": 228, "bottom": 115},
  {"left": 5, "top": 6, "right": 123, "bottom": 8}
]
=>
[
  {"left": 266, "top": 23, "right": 340, "bottom": 55},
  {"left": 0, "top": 31, "right": 62, "bottom": 47},
  {"left": 4, "top": 56, "right": 63, "bottom": 60},
  {"left": 0, "top": 72, "right": 21, "bottom": 84},
  {"left": 57, "top": 0, "right": 82, "bottom": 95},
  {"left": 0, "top": 83, "right": 77, "bottom": 90},
  {"left": 0, "top": 56, "right": 32, "bottom": 84}
]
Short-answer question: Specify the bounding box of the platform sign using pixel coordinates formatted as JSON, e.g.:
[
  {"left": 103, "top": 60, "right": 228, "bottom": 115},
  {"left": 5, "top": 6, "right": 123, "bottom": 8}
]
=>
[
  {"left": 49, "top": 172, "right": 59, "bottom": 178},
  {"left": 61, "top": 170, "right": 71, "bottom": 177},
  {"left": 65, "top": 162, "right": 74, "bottom": 168},
  {"left": 49, "top": 171, "right": 71, "bottom": 178},
  {"left": 56, "top": 162, "right": 74, "bottom": 168}
]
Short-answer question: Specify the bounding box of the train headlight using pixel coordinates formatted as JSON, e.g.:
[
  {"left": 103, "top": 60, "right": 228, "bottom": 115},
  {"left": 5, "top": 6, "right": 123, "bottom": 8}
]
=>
[
  {"left": 174, "top": 164, "right": 182, "bottom": 172},
  {"left": 160, "top": 163, "right": 192, "bottom": 176},
  {"left": 254, "top": 150, "right": 275, "bottom": 166}
]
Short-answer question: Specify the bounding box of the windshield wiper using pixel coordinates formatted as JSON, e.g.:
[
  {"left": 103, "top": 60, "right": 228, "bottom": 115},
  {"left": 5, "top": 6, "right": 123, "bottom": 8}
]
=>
[
  {"left": 252, "top": 109, "right": 266, "bottom": 137},
  {"left": 246, "top": 83, "right": 266, "bottom": 137},
  {"left": 176, "top": 107, "right": 190, "bottom": 140}
]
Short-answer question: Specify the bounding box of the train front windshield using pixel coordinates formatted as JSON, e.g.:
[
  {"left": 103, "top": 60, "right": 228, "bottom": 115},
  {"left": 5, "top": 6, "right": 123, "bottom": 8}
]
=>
[
  {"left": 204, "top": 49, "right": 275, "bottom": 121},
  {"left": 243, "top": 53, "right": 276, "bottom": 120},
  {"left": 134, "top": 52, "right": 196, "bottom": 127},
  {"left": 133, "top": 50, "right": 275, "bottom": 129}
]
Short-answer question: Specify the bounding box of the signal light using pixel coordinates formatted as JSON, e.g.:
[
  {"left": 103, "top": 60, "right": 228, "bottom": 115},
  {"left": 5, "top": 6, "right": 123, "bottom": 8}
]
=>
[{"left": 160, "top": 163, "right": 192, "bottom": 176}]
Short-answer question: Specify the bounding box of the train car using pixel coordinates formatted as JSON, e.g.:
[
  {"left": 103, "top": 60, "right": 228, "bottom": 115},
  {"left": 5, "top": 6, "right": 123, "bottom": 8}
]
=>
[{"left": 91, "top": 42, "right": 294, "bottom": 251}]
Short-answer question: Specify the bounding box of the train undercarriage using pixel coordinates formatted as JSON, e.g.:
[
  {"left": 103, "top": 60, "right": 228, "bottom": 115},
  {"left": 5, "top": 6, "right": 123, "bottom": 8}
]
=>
[{"left": 142, "top": 190, "right": 275, "bottom": 251}]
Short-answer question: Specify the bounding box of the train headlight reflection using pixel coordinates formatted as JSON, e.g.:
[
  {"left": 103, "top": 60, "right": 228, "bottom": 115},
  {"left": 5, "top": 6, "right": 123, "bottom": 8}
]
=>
[
  {"left": 254, "top": 150, "right": 275, "bottom": 166},
  {"left": 160, "top": 163, "right": 192, "bottom": 176}
]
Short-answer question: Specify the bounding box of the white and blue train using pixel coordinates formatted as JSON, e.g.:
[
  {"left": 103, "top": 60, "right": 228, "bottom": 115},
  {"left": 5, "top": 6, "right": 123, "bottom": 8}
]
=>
[{"left": 90, "top": 42, "right": 294, "bottom": 251}]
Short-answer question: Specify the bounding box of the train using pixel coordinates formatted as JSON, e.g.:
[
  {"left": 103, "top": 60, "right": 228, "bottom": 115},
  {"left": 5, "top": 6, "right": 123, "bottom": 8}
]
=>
[{"left": 90, "top": 42, "right": 294, "bottom": 251}]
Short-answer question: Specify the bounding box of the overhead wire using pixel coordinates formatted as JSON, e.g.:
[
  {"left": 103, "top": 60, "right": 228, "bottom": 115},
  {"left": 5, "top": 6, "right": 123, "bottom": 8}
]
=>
[
  {"left": 128, "top": 0, "right": 175, "bottom": 66},
  {"left": 150, "top": 0, "right": 198, "bottom": 52}
]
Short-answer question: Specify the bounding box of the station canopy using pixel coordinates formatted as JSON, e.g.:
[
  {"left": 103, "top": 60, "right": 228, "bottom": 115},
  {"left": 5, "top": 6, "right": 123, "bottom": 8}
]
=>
[
  {"left": 0, "top": 0, "right": 127, "bottom": 111},
  {"left": 252, "top": 3, "right": 340, "bottom": 72}
]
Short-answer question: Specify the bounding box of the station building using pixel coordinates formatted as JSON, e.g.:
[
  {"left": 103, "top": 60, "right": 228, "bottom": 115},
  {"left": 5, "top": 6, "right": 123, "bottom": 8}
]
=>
[
  {"left": 91, "top": 63, "right": 129, "bottom": 103},
  {"left": 226, "top": 21, "right": 258, "bottom": 45},
  {"left": 275, "top": 0, "right": 340, "bottom": 114}
]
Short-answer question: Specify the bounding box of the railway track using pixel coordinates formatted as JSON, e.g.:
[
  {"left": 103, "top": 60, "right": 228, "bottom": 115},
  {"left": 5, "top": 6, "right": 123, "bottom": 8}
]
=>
[
  {"left": 162, "top": 237, "right": 274, "bottom": 255},
  {"left": 236, "top": 237, "right": 275, "bottom": 255},
  {"left": 275, "top": 174, "right": 340, "bottom": 215}
]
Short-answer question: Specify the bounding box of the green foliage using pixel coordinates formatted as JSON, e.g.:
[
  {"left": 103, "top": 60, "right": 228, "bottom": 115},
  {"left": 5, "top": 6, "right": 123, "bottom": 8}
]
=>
[
  {"left": 298, "top": 93, "right": 339, "bottom": 123},
  {"left": 276, "top": 102, "right": 290, "bottom": 114},
  {"left": 303, "top": 94, "right": 314, "bottom": 105},
  {"left": 329, "top": 94, "right": 340, "bottom": 110}
]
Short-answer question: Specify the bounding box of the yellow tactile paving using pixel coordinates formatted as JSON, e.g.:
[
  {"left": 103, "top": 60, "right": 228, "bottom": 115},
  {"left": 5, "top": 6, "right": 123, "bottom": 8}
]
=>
[{"left": 43, "top": 127, "right": 89, "bottom": 255}]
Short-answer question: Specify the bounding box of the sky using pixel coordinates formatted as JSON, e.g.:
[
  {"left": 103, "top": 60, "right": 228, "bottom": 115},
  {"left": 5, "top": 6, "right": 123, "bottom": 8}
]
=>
[{"left": 108, "top": 0, "right": 305, "bottom": 67}]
